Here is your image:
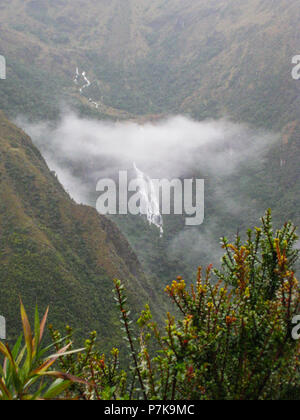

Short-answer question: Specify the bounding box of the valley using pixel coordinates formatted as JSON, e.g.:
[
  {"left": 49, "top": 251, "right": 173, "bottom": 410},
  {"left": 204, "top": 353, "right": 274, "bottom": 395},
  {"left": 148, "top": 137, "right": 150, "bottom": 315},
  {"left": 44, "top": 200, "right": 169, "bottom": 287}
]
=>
[{"left": 0, "top": 0, "right": 299, "bottom": 380}]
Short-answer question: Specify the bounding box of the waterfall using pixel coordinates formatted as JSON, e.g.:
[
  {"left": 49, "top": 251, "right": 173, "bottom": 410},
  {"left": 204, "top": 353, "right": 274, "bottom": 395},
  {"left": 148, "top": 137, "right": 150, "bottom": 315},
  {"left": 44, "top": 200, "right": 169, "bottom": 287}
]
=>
[
  {"left": 133, "top": 163, "right": 164, "bottom": 237},
  {"left": 73, "top": 67, "right": 80, "bottom": 85},
  {"left": 73, "top": 68, "right": 99, "bottom": 109},
  {"left": 79, "top": 71, "right": 91, "bottom": 93}
]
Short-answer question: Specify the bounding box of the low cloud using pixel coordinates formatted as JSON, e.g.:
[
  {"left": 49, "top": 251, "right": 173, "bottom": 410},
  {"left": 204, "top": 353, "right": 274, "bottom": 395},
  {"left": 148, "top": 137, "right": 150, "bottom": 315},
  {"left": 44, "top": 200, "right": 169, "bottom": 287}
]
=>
[
  {"left": 17, "top": 112, "right": 280, "bottom": 269},
  {"left": 18, "top": 112, "right": 278, "bottom": 202}
]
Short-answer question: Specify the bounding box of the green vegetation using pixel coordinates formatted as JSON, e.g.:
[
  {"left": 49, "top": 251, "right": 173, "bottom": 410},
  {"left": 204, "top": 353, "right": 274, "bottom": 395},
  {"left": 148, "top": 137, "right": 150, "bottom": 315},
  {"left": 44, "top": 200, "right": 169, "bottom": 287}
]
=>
[
  {"left": 17, "top": 210, "right": 297, "bottom": 400},
  {"left": 0, "top": 301, "right": 85, "bottom": 400},
  {"left": 0, "top": 0, "right": 300, "bottom": 399}
]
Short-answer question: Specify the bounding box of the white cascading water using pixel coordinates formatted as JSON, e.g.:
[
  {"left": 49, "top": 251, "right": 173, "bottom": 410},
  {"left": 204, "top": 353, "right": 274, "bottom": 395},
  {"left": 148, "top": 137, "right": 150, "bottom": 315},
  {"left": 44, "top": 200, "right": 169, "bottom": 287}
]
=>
[
  {"left": 133, "top": 163, "right": 164, "bottom": 237},
  {"left": 73, "top": 68, "right": 100, "bottom": 109},
  {"left": 79, "top": 71, "right": 91, "bottom": 93},
  {"left": 73, "top": 71, "right": 163, "bottom": 236}
]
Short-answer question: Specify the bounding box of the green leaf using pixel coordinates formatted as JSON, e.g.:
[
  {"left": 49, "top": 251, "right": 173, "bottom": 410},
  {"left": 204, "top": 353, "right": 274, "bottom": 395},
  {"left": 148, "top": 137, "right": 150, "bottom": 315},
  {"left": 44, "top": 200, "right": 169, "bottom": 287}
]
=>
[
  {"left": 33, "top": 305, "right": 40, "bottom": 356},
  {"left": 43, "top": 379, "right": 71, "bottom": 399},
  {"left": 20, "top": 299, "right": 33, "bottom": 368}
]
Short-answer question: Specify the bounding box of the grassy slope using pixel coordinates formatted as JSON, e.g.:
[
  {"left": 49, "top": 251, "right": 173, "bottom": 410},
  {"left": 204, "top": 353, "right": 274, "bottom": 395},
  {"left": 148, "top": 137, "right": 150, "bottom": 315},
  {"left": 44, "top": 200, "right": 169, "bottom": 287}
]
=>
[{"left": 0, "top": 110, "right": 163, "bottom": 347}]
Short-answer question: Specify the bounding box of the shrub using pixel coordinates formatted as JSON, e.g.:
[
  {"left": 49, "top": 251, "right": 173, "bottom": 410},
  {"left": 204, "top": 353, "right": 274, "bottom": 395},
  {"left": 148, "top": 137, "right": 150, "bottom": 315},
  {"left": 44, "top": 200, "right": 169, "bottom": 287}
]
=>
[{"left": 52, "top": 210, "right": 300, "bottom": 400}]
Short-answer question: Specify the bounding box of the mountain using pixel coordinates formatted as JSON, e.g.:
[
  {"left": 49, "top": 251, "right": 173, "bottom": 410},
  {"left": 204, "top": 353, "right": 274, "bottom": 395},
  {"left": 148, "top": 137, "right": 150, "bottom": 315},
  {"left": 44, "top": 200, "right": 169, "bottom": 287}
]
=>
[
  {"left": 0, "top": 1, "right": 299, "bottom": 303},
  {"left": 0, "top": 0, "right": 299, "bottom": 127},
  {"left": 0, "top": 110, "right": 163, "bottom": 346}
]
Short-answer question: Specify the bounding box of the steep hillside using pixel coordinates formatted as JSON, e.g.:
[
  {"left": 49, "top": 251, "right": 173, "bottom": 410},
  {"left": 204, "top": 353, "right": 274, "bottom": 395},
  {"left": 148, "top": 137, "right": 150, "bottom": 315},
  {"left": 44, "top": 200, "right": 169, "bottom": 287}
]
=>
[
  {"left": 0, "top": 111, "right": 162, "bottom": 346},
  {"left": 0, "top": 0, "right": 300, "bottom": 128}
]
